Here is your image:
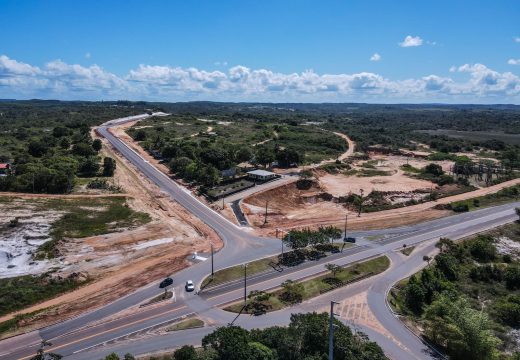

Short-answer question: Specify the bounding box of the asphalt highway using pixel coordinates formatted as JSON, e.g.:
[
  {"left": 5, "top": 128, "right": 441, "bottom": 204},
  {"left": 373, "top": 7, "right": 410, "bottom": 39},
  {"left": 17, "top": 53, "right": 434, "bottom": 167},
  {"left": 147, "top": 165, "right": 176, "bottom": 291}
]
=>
[{"left": 1, "top": 114, "right": 519, "bottom": 360}]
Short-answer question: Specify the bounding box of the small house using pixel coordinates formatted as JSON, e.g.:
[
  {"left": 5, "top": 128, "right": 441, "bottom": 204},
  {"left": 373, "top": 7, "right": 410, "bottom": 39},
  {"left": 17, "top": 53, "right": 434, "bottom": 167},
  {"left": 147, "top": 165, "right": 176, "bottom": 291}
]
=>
[{"left": 247, "top": 169, "right": 276, "bottom": 182}]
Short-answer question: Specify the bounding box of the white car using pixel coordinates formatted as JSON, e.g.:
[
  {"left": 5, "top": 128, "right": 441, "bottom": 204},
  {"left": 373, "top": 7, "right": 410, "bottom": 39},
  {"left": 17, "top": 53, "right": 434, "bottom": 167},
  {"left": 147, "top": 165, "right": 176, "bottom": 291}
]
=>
[{"left": 185, "top": 280, "right": 195, "bottom": 292}]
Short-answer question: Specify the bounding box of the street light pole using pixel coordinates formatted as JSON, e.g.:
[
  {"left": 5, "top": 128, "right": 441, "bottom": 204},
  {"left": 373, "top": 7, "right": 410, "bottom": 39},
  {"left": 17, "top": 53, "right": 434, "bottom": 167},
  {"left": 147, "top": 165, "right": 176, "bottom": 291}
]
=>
[
  {"left": 211, "top": 243, "right": 214, "bottom": 278},
  {"left": 282, "top": 232, "right": 287, "bottom": 259},
  {"left": 343, "top": 214, "right": 348, "bottom": 242},
  {"left": 243, "top": 264, "right": 248, "bottom": 305}
]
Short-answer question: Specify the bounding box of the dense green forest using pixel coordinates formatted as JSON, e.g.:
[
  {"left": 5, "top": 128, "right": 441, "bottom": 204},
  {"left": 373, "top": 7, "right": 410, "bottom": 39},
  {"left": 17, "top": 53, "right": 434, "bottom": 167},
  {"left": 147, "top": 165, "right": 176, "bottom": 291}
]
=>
[
  {"left": 390, "top": 223, "right": 520, "bottom": 359},
  {"left": 127, "top": 114, "right": 346, "bottom": 188},
  {"left": 2, "top": 100, "right": 520, "bottom": 193},
  {"left": 0, "top": 101, "right": 148, "bottom": 193},
  {"left": 99, "top": 312, "right": 387, "bottom": 360}
]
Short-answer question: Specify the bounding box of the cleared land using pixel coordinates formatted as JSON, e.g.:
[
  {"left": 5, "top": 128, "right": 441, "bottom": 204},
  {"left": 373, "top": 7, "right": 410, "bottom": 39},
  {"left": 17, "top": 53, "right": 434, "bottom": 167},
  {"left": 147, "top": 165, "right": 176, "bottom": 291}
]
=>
[{"left": 0, "top": 128, "right": 222, "bottom": 336}]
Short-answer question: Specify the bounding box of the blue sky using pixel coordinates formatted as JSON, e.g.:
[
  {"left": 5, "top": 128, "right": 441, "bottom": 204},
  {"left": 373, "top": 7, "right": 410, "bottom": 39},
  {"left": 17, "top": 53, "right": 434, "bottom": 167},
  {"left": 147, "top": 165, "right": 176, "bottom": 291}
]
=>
[{"left": 1, "top": 0, "right": 519, "bottom": 103}]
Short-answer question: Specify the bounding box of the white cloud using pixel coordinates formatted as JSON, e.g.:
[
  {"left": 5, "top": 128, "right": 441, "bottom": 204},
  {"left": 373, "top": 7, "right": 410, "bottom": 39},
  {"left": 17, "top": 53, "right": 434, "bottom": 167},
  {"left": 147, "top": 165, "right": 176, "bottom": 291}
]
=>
[
  {"left": 0, "top": 54, "right": 519, "bottom": 102},
  {"left": 214, "top": 61, "right": 228, "bottom": 66},
  {"left": 399, "top": 35, "right": 423, "bottom": 47},
  {"left": 0, "top": 55, "right": 40, "bottom": 76},
  {"left": 370, "top": 53, "right": 381, "bottom": 62},
  {"left": 85, "top": 52, "right": 91, "bottom": 59},
  {"left": 508, "top": 59, "right": 520, "bottom": 65}
]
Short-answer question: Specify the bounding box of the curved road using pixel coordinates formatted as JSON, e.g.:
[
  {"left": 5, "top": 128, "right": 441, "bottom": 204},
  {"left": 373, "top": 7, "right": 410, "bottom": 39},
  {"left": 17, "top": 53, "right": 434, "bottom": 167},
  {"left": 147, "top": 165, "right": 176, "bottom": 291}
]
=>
[{"left": 0, "top": 114, "right": 518, "bottom": 360}]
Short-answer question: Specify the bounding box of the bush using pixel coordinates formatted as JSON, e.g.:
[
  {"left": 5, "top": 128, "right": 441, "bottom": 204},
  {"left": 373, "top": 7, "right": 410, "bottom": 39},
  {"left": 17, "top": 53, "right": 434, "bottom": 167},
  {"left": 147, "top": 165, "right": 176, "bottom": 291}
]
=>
[
  {"left": 279, "top": 280, "right": 304, "bottom": 304},
  {"left": 468, "top": 235, "right": 497, "bottom": 262},
  {"left": 173, "top": 345, "right": 197, "bottom": 360},
  {"left": 278, "top": 250, "right": 306, "bottom": 267},
  {"left": 505, "top": 266, "right": 520, "bottom": 290},
  {"left": 314, "top": 243, "right": 337, "bottom": 252},
  {"left": 437, "top": 174, "right": 455, "bottom": 185},
  {"left": 305, "top": 249, "right": 326, "bottom": 261},
  {"left": 296, "top": 179, "right": 313, "bottom": 190},
  {"left": 469, "top": 264, "right": 503, "bottom": 282},
  {"left": 494, "top": 295, "right": 520, "bottom": 328},
  {"left": 451, "top": 202, "right": 469, "bottom": 212}
]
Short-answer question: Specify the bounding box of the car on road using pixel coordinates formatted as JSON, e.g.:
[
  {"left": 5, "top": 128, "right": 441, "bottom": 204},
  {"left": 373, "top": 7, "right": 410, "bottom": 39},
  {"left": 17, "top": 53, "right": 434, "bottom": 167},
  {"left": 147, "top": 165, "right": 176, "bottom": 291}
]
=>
[
  {"left": 185, "top": 280, "right": 195, "bottom": 292},
  {"left": 159, "top": 277, "right": 173, "bottom": 288}
]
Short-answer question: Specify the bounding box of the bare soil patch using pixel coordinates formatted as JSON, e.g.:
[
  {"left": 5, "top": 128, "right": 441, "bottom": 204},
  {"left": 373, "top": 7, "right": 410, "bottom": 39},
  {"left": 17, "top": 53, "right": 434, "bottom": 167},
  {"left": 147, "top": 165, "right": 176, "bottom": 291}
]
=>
[{"left": 0, "top": 125, "right": 223, "bottom": 332}]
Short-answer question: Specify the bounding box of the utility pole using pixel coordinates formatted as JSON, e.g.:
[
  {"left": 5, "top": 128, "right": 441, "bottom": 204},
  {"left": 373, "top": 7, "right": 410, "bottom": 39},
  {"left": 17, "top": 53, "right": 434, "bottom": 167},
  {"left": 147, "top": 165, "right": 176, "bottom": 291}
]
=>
[
  {"left": 343, "top": 214, "right": 348, "bottom": 242},
  {"left": 329, "top": 301, "right": 339, "bottom": 360},
  {"left": 211, "top": 243, "right": 214, "bottom": 278},
  {"left": 222, "top": 197, "right": 225, "bottom": 210},
  {"left": 282, "top": 232, "right": 288, "bottom": 260},
  {"left": 243, "top": 263, "right": 248, "bottom": 305},
  {"left": 264, "top": 200, "right": 269, "bottom": 224}
]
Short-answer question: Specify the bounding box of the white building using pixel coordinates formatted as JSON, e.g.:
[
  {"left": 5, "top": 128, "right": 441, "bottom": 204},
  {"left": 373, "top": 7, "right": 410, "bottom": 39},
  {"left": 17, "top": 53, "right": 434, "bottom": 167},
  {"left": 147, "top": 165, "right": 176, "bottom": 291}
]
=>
[{"left": 247, "top": 169, "right": 277, "bottom": 181}]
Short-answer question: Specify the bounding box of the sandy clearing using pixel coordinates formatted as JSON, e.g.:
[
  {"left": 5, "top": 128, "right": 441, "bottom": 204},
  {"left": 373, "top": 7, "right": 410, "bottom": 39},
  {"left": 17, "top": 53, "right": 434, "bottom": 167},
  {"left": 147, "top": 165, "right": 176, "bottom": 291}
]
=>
[
  {"left": 243, "top": 176, "right": 520, "bottom": 234},
  {"left": 318, "top": 171, "right": 433, "bottom": 197}
]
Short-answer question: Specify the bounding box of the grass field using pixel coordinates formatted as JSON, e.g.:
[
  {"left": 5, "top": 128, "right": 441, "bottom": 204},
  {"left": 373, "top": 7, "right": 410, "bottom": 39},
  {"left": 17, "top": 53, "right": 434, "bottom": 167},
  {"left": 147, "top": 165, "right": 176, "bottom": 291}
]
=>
[
  {"left": 0, "top": 274, "right": 85, "bottom": 318},
  {"left": 224, "top": 256, "right": 390, "bottom": 314},
  {"left": 36, "top": 196, "right": 151, "bottom": 258}
]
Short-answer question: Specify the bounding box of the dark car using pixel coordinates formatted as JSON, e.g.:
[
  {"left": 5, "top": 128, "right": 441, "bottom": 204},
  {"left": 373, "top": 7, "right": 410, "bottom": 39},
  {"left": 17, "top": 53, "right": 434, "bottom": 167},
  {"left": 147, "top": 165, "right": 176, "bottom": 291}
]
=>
[{"left": 159, "top": 277, "right": 173, "bottom": 288}]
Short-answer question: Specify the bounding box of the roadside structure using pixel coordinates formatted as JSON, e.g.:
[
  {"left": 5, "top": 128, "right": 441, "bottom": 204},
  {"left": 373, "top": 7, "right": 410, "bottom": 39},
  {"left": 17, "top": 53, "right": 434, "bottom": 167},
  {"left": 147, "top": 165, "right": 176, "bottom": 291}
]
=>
[{"left": 247, "top": 169, "right": 277, "bottom": 182}]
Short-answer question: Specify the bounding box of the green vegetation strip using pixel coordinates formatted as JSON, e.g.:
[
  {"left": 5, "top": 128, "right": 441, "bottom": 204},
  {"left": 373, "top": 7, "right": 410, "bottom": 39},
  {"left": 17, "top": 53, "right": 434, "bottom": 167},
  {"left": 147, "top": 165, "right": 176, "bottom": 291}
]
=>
[
  {"left": 141, "top": 291, "right": 173, "bottom": 307},
  {"left": 400, "top": 246, "right": 415, "bottom": 256},
  {"left": 449, "top": 184, "right": 520, "bottom": 213},
  {"left": 224, "top": 255, "right": 390, "bottom": 314},
  {"left": 201, "top": 255, "right": 278, "bottom": 288},
  {"left": 166, "top": 318, "right": 204, "bottom": 332},
  {"left": 201, "top": 241, "right": 350, "bottom": 289}
]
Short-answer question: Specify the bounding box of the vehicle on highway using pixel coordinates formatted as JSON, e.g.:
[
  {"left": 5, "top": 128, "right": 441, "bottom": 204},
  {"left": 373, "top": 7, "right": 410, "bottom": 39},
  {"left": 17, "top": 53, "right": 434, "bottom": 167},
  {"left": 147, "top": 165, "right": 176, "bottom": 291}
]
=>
[
  {"left": 159, "top": 277, "right": 173, "bottom": 288},
  {"left": 185, "top": 280, "right": 195, "bottom": 292}
]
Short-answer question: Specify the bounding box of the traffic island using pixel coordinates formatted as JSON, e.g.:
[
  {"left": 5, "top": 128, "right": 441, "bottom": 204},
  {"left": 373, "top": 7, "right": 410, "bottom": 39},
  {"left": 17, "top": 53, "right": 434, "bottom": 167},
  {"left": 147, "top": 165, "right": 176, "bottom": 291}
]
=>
[
  {"left": 200, "top": 244, "right": 352, "bottom": 290},
  {"left": 223, "top": 255, "right": 390, "bottom": 314}
]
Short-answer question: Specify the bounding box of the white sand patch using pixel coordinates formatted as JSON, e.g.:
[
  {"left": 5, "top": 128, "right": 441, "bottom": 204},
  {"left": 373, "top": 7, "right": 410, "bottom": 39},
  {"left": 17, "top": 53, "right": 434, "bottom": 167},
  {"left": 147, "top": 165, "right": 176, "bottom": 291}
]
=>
[
  {"left": 0, "top": 204, "right": 65, "bottom": 278},
  {"left": 197, "top": 118, "right": 232, "bottom": 126},
  {"left": 495, "top": 236, "right": 520, "bottom": 259},
  {"left": 132, "top": 237, "right": 175, "bottom": 251}
]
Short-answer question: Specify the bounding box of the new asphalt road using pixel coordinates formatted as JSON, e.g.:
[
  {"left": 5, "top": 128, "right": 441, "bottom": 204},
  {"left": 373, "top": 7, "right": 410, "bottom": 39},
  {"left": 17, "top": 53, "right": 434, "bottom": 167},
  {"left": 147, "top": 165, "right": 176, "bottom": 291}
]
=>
[{"left": 1, "top": 114, "right": 518, "bottom": 360}]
